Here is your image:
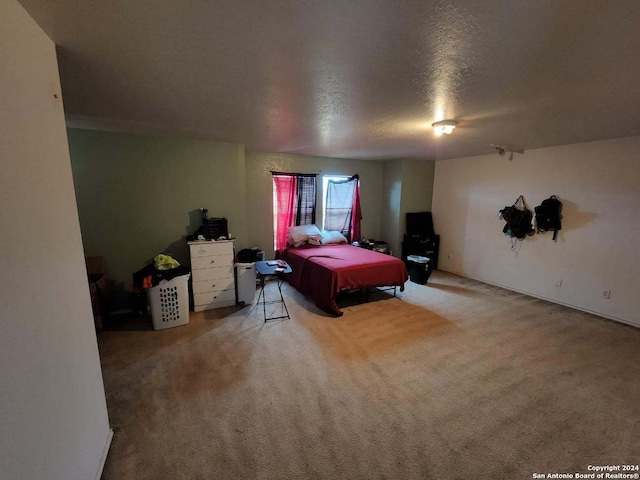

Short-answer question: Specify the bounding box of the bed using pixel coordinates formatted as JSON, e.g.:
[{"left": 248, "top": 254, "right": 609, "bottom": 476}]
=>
[{"left": 282, "top": 243, "right": 408, "bottom": 316}]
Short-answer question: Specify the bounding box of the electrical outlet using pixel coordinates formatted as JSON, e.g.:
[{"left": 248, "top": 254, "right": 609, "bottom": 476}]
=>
[
  {"left": 601, "top": 289, "right": 611, "bottom": 299},
  {"left": 554, "top": 279, "right": 562, "bottom": 287}
]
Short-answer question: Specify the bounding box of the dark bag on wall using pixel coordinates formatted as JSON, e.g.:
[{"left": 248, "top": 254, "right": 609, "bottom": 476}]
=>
[
  {"left": 498, "top": 195, "right": 535, "bottom": 240},
  {"left": 535, "top": 195, "right": 562, "bottom": 241}
]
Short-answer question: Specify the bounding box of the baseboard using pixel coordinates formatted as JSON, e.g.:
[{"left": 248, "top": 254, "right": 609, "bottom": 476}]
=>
[
  {"left": 95, "top": 428, "right": 114, "bottom": 480},
  {"left": 437, "top": 268, "right": 639, "bottom": 330}
]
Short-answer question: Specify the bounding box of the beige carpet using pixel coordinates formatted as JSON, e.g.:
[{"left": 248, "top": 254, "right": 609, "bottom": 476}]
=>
[{"left": 99, "top": 271, "right": 640, "bottom": 479}]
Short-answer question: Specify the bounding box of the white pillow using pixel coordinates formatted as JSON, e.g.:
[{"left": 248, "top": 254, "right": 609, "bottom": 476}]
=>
[
  {"left": 287, "top": 224, "right": 322, "bottom": 247},
  {"left": 320, "top": 230, "right": 348, "bottom": 245}
]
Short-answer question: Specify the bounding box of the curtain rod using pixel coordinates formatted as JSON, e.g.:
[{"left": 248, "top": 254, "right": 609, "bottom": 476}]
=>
[
  {"left": 327, "top": 173, "right": 359, "bottom": 183},
  {"left": 270, "top": 171, "right": 318, "bottom": 177}
]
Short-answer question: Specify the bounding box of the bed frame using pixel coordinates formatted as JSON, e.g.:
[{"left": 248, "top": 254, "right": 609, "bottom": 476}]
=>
[{"left": 282, "top": 244, "right": 408, "bottom": 316}]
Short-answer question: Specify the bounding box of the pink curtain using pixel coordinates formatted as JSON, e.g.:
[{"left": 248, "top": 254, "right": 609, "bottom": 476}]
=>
[
  {"left": 350, "top": 180, "right": 362, "bottom": 242},
  {"left": 273, "top": 175, "right": 298, "bottom": 253}
]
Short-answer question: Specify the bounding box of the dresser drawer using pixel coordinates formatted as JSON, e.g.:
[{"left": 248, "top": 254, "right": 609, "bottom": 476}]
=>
[
  {"left": 191, "top": 265, "right": 234, "bottom": 282},
  {"left": 194, "top": 289, "right": 236, "bottom": 310},
  {"left": 191, "top": 254, "right": 234, "bottom": 270},
  {"left": 190, "top": 241, "right": 233, "bottom": 258},
  {"left": 193, "top": 276, "right": 234, "bottom": 295}
]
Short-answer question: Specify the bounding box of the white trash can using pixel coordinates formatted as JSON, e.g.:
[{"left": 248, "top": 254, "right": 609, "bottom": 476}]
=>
[
  {"left": 235, "top": 262, "right": 256, "bottom": 305},
  {"left": 147, "top": 273, "right": 190, "bottom": 330}
]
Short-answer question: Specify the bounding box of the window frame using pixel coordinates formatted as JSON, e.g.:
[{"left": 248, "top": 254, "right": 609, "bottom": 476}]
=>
[{"left": 321, "top": 174, "right": 350, "bottom": 230}]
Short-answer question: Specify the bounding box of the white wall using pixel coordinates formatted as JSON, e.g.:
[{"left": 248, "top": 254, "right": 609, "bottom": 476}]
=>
[
  {"left": 0, "top": 1, "right": 112, "bottom": 479},
  {"left": 432, "top": 136, "right": 640, "bottom": 327}
]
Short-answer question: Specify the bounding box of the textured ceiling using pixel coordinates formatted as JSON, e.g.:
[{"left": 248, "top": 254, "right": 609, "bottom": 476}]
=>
[{"left": 18, "top": 0, "right": 640, "bottom": 160}]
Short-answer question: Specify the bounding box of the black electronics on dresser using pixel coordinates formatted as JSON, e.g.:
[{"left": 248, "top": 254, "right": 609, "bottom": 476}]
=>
[
  {"left": 204, "top": 217, "right": 228, "bottom": 240},
  {"left": 402, "top": 212, "right": 439, "bottom": 270}
]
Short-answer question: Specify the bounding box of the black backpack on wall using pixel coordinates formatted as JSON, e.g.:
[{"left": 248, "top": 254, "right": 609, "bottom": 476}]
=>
[{"left": 534, "top": 195, "right": 563, "bottom": 241}]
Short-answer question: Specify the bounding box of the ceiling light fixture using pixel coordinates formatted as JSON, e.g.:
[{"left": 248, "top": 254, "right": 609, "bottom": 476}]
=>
[{"left": 432, "top": 120, "right": 457, "bottom": 136}]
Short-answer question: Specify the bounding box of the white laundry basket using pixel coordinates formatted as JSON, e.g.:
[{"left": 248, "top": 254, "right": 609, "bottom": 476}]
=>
[{"left": 147, "top": 273, "right": 190, "bottom": 330}]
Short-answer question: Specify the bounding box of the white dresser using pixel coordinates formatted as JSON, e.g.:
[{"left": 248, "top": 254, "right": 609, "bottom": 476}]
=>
[{"left": 188, "top": 240, "right": 236, "bottom": 312}]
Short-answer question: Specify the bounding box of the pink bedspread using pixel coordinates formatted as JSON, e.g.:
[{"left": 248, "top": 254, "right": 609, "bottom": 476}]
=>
[{"left": 282, "top": 244, "right": 408, "bottom": 316}]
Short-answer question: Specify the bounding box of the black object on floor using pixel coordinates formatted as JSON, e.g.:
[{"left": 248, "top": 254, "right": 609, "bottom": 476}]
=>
[{"left": 407, "top": 255, "right": 431, "bottom": 284}]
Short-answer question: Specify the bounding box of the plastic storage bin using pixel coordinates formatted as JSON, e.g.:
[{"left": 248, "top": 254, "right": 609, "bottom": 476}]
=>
[
  {"left": 407, "top": 255, "right": 431, "bottom": 284},
  {"left": 147, "top": 273, "right": 190, "bottom": 330}
]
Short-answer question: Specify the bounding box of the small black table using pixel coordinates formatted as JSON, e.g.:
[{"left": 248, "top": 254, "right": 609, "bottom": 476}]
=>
[{"left": 255, "top": 261, "right": 292, "bottom": 322}]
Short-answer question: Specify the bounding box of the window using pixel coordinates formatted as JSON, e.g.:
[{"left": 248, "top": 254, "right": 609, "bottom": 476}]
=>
[
  {"left": 322, "top": 175, "right": 349, "bottom": 229},
  {"left": 323, "top": 174, "right": 361, "bottom": 242},
  {"left": 272, "top": 173, "right": 317, "bottom": 251}
]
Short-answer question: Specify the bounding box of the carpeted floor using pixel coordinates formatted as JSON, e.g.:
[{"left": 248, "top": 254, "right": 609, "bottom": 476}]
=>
[{"left": 98, "top": 271, "right": 640, "bottom": 479}]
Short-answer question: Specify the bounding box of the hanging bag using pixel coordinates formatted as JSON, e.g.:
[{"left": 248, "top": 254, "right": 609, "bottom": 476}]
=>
[
  {"left": 498, "top": 195, "right": 535, "bottom": 240},
  {"left": 534, "top": 195, "right": 563, "bottom": 241}
]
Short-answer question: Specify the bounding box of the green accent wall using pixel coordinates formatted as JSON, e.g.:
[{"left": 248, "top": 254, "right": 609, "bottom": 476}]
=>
[
  {"left": 380, "top": 159, "right": 403, "bottom": 257},
  {"left": 68, "top": 128, "right": 248, "bottom": 303},
  {"left": 380, "top": 159, "right": 435, "bottom": 258}
]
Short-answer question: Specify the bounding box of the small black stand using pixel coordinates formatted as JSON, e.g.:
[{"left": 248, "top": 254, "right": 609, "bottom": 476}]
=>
[{"left": 255, "top": 261, "right": 292, "bottom": 322}]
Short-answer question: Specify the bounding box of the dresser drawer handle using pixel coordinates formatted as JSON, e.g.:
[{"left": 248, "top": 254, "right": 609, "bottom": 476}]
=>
[
  {"left": 210, "top": 259, "right": 215, "bottom": 264},
  {"left": 211, "top": 284, "right": 216, "bottom": 288}
]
